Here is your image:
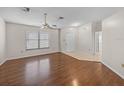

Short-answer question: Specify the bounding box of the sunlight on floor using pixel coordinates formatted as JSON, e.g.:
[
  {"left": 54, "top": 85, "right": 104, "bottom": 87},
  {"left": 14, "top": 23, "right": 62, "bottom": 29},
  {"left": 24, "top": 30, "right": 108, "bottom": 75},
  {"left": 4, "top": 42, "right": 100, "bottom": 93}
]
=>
[{"left": 63, "top": 51, "right": 101, "bottom": 62}]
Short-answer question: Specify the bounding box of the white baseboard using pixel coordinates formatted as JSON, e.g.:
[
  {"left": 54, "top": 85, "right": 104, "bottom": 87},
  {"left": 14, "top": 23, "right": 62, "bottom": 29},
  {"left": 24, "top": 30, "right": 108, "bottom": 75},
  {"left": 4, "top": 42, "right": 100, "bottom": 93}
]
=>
[
  {"left": 7, "top": 51, "right": 59, "bottom": 61},
  {"left": 1, "top": 52, "right": 59, "bottom": 65},
  {"left": 102, "top": 61, "right": 124, "bottom": 79},
  {"left": 0, "top": 59, "right": 7, "bottom": 66}
]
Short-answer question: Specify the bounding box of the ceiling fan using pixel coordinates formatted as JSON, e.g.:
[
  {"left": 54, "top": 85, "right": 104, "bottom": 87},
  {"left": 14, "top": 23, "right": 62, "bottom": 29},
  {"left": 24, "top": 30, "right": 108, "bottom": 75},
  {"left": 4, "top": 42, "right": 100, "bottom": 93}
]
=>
[
  {"left": 21, "top": 8, "right": 64, "bottom": 30},
  {"left": 41, "top": 13, "right": 64, "bottom": 30}
]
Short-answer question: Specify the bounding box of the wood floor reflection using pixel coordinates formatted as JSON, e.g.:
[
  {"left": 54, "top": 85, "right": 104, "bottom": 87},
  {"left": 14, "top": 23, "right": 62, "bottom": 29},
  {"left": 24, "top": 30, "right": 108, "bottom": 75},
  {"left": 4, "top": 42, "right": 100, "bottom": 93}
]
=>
[{"left": 0, "top": 52, "right": 124, "bottom": 86}]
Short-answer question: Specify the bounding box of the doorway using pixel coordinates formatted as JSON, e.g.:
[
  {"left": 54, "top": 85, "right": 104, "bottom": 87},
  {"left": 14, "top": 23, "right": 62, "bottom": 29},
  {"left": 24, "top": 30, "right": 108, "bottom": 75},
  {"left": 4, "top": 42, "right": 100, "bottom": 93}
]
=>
[
  {"left": 95, "top": 31, "right": 102, "bottom": 57},
  {"left": 65, "top": 30, "right": 76, "bottom": 52}
]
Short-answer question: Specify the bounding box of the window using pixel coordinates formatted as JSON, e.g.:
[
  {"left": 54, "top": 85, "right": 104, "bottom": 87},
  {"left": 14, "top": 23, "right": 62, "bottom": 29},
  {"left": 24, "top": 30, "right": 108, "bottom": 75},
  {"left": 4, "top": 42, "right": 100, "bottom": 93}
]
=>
[
  {"left": 40, "top": 33, "right": 49, "bottom": 48},
  {"left": 26, "top": 32, "right": 39, "bottom": 49},
  {"left": 26, "top": 31, "right": 49, "bottom": 50}
]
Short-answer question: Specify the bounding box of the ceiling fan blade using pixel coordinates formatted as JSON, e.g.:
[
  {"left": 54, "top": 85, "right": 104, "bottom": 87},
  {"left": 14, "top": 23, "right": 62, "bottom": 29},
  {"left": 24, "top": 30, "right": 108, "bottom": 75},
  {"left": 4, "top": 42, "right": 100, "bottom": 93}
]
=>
[
  {"left": 48, "top": 25, "right": 59, "bottom": 30},
  {"left": 41, "top": 13, "right": 63, "bottom": 30}
]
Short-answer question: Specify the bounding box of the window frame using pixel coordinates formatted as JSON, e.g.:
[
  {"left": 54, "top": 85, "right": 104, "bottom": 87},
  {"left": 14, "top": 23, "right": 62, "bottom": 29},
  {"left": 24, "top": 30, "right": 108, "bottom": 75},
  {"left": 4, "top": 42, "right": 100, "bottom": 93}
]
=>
[{"left": 25, "top": 31, "right": 50, "bottom": 50}]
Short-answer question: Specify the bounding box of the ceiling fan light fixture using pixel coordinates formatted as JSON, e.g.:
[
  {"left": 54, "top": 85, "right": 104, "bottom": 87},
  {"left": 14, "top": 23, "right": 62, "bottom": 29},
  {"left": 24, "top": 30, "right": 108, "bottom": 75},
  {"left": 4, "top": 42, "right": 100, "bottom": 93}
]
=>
[
  {"left": 41, "top": 13, "right": 64, "bottom": 30},
  {"left": 52, "top": 25, "right": 57, "bottom": 27}
]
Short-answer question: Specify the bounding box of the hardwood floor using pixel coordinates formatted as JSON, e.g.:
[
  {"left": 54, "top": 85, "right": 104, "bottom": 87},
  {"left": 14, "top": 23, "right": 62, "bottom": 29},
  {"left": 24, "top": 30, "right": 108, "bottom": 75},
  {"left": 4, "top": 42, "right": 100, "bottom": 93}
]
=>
[{"left": 0, "top": 52, "right": 124, "bottom": 86}]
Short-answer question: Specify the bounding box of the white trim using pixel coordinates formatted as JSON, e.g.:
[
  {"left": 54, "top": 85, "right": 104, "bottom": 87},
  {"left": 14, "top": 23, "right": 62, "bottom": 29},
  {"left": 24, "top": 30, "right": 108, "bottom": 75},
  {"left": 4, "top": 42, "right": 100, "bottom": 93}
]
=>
[
  {"left": 1, "top": 52, "right": 59, "bottom": 65},
  {"left": 0, "top": 59, "right": 7, "bottom": 66},
  {"left": 102, "top": 61, "right": 124, "bottom": 79},
  {"left": 7, "top": 51, "right": 59, "bottom": 61},
  {"left": 6, "top": 21, "right": 40, "bottom": 28}
]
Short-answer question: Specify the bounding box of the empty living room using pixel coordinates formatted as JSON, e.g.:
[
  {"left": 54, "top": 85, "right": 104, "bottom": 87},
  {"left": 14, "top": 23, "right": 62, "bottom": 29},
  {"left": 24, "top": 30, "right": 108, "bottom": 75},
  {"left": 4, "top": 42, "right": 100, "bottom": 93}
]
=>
[{"left": 0, "top": 7, "right": 124, "bottom": 87}]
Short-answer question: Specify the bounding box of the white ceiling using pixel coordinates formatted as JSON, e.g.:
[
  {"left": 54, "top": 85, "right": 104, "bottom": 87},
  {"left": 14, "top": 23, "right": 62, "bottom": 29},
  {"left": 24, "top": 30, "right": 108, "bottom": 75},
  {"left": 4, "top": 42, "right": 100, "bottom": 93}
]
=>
[{"left": 0, "top": 7, "right": 123, "bottom": 28}]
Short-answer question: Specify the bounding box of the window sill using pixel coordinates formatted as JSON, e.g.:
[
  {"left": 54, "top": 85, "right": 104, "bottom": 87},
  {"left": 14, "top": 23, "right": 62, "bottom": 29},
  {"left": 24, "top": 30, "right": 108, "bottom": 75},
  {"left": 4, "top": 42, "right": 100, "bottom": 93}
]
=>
[{"left": 26, "top": 47, "right": 50, "bottom": 51}]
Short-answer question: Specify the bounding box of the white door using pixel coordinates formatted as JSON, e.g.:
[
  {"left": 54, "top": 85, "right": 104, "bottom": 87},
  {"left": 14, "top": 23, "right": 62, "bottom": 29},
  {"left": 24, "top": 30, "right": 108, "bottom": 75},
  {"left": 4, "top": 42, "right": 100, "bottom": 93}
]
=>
[{"left": 65, "top": 31, "right": 75, "bottom": 52}]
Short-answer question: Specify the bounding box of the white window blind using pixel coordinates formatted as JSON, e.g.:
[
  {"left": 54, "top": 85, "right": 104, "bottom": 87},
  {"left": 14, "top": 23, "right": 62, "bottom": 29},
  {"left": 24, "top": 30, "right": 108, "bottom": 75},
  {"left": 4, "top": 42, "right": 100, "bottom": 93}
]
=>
[
  {"left": 40, "top": 33, "right": 49, "bottom": 48},
  {"left": 26, "top": 31, "right": 49, "bottom": 50}
]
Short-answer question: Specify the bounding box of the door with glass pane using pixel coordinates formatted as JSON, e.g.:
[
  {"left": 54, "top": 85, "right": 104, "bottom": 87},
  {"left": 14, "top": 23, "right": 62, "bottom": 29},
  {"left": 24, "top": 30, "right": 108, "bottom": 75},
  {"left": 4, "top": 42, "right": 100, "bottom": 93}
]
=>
[{"left": 65, "top": 31, "right": 75, "bottom": 52}]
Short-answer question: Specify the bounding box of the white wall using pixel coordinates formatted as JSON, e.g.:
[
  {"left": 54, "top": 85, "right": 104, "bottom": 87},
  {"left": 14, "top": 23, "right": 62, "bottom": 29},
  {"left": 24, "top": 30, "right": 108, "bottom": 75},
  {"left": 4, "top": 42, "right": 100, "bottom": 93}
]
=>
[
  {"left": 0, "top": 17, "right": 6, "bottom": 65},
  {"left": 77, "top": 23, "right": 93, "bottom": 55},
  {"left": 102, "top": 12, "right": 124, "bottom": 79},
  {"left": 61, "top": 23, "right": 99, "bottom": 56},
  {"left": 6, "top": 23, "right": 59, "bottom": 60}
]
